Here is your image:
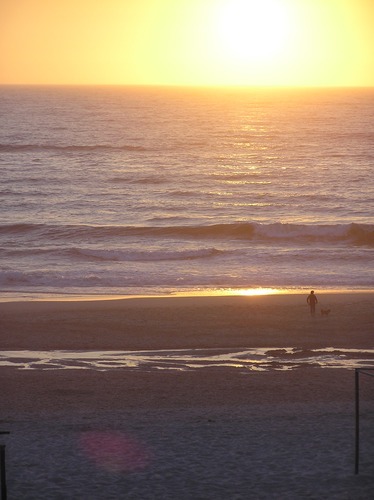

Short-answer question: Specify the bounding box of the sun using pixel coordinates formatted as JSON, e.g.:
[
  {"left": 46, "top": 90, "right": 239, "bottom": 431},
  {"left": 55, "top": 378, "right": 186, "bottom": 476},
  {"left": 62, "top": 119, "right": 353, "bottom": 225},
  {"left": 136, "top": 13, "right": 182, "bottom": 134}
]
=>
[{"left": 213, "top": 0, "right": 294, "bottom": 64}]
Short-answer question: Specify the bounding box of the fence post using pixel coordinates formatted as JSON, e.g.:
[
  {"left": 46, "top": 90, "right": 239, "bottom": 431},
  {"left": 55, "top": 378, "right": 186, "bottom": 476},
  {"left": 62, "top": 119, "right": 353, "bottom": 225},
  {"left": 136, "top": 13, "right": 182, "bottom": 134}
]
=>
[
  {"left": 354, "top": 368, "right": 374, "bottom": 475},
  {"left": 0, "top": 444, "right": 6, "bottom": 500},
  {"left": 355, "top": 368, "right": 360, "bottom": 475}
]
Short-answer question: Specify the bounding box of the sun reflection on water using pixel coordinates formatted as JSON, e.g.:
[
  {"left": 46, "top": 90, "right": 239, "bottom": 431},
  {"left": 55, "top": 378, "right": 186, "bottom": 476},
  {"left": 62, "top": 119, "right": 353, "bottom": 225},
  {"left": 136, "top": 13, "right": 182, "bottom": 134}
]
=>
[
  {"left": 233, "top": 288, "right": 281, "bottom": 296},
  {"left": 1, "top": 347, "right": 373, "bottom": 372}
]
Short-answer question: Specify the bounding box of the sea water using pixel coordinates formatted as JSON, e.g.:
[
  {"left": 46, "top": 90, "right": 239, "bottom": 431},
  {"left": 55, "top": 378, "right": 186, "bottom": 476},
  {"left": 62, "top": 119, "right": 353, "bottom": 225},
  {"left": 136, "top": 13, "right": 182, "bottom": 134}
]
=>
[
  {"left": 1, "top": 348, "right": 373, "bottom": 371},
  {"left": 0, "top": 86, "right": 373, "bottom": 297}
]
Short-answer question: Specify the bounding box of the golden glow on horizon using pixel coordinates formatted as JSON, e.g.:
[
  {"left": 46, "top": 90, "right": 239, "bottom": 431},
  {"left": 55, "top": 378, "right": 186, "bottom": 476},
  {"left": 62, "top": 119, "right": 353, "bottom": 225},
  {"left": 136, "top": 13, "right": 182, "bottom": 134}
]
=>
[
  {"left": 170, "top": 288, "right": 283, "bottom": 297},
  {"left": 0, "top": 0, "right": 373, "bottom": 86},
  {"left": 234, "top": 288, "right": 281, "bottom": 296}
]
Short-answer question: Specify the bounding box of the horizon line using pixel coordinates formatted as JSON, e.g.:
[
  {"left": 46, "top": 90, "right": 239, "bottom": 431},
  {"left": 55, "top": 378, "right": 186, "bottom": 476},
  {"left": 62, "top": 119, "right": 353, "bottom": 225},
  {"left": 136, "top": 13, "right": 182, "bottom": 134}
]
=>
[{"left": 1, "top": 83, "right": 374, "bottom": 91}]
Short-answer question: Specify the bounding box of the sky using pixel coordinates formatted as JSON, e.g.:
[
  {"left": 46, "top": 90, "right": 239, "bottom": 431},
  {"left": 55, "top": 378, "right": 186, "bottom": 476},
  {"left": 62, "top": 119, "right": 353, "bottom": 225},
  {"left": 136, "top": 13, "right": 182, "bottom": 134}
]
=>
[{"left": 1, "top": 0, "right": 373, "bottom": 87}]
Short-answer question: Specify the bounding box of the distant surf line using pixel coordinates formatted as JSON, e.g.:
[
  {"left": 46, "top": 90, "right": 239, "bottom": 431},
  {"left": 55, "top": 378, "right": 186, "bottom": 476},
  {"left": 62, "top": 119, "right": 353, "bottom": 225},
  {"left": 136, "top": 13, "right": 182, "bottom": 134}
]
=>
[{"left": 1, "top": 221, "right": 373, "bottom": 246}]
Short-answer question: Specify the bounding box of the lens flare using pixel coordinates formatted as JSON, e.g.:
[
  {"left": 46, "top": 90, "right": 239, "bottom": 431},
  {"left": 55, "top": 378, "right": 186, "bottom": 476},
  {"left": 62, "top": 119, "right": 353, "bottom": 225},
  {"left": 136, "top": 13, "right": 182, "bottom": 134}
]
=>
[{"left": 79, "top": 431, "right": 152, "bottom": 472}]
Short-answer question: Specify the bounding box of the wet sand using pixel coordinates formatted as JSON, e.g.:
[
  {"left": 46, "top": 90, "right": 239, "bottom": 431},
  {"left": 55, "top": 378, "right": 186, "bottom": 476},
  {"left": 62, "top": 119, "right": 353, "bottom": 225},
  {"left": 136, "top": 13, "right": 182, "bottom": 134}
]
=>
[{"left": 1, "top": 292, "right": 373, "bottom": 351}]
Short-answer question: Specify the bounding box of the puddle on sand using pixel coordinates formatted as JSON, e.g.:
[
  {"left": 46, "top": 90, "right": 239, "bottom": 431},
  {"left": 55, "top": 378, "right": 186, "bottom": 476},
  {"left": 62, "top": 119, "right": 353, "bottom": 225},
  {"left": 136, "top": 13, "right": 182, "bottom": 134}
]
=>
[{"left": 0, "top": 347, "right": 374, "bottom": 372}]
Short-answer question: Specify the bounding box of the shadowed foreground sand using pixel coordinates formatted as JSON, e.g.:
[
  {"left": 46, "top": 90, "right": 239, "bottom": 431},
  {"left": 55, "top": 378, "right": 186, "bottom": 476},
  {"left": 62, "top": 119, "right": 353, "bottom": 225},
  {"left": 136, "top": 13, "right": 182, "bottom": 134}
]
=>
[{"left": 0, "top": 293, "right": 373, "bottom": 499}]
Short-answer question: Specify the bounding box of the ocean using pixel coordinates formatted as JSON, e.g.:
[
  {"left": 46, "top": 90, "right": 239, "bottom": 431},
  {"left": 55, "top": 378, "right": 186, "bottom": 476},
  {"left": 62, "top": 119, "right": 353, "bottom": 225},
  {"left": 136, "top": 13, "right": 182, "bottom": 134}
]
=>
[{"left": 0, "top": 85, "right": 373, "bottom": 298}]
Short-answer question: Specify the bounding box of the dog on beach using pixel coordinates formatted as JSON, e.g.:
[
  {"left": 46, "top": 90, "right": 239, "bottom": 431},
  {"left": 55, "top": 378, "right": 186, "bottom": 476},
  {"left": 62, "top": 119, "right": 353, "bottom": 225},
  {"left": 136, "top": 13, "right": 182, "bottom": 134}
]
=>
[{"left": 321, "top": 308, "right": 331, "bottom": 316}]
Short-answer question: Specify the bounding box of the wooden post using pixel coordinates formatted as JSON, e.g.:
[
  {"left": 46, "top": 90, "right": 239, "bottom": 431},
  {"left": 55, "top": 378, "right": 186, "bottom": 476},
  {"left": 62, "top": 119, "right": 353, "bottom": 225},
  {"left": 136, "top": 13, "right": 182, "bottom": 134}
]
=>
[
  {"left": 0, "top": 445, "right": 6, "bottom": 500},
  {"left": 355, "top": 369, "right": 360, "bottom": 474},
  {"left": 355, "top": 368, "right": 374, "bottom": 475}
]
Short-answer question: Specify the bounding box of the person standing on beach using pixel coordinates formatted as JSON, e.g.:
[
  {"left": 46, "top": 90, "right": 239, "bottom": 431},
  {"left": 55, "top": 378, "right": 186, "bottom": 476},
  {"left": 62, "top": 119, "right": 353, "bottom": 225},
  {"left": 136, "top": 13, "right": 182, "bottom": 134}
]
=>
[{"left": 307, "top": 290, "right": 318, "bottom": 316}]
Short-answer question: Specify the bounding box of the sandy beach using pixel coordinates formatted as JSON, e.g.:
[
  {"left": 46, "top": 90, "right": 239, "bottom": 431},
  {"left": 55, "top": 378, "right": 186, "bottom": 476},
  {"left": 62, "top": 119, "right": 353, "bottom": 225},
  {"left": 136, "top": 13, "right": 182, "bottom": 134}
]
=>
[{"left": 1, "top": 292, "right": 373, "bottom": 499}]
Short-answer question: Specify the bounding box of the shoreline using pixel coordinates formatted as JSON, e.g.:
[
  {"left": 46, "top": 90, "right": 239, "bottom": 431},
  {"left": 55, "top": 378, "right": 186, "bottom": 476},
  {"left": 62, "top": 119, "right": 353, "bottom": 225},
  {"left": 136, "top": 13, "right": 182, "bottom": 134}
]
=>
[{"left": 1, "top": 286, "right": 374, "bottom": 303}]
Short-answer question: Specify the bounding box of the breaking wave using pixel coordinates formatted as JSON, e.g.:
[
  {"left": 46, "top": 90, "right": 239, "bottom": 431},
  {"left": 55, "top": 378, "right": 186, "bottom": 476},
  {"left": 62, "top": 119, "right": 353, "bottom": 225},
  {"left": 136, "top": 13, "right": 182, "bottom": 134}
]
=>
[
  {"left": 1, "top": 222, "right": 373, "bottom": 246},
  {"left": 70, "top": 247, "right": 225, "bottom": 262}
]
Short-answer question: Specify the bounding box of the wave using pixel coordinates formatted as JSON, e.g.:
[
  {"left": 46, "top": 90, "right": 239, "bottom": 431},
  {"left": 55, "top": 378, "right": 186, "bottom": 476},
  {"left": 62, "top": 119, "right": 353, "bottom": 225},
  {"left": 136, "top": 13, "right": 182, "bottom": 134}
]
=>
[
  {"left": 0, "top": 222, "right": 373, "bottom": 246},
  {"left": 71, "top": 247, "right": 225, "bottom": 262},
  {"left": 0, "top": 143, "right": 149, "bottom": 153},
  {"left": 2, "top": 245, "right": 227, "bottom": 263},
  {"left": 109, "top": 175, "right": 167, "bottom": 185},
  {"left": 0, "top": 270, "right": 101, "bottom": 288}
]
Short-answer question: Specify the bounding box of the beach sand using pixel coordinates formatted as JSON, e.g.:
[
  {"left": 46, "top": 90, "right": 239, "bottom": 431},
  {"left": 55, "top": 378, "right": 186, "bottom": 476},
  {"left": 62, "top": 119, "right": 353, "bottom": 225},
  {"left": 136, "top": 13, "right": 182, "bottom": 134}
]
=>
[{"left": 1, "top": 293, "right": 373, "bottom": 499}]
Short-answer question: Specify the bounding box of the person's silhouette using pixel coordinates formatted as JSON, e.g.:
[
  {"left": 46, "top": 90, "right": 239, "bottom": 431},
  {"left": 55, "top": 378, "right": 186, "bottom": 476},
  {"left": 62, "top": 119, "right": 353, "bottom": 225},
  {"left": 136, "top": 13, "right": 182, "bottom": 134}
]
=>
[{"left": 307, "top": 290, "right": 318, "bottom": 316}]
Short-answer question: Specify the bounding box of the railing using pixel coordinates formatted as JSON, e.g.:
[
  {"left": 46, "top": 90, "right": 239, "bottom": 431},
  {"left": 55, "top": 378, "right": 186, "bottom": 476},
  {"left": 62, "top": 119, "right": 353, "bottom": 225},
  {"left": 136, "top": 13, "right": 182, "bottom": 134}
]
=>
[{"left": 355, "top": 368, "right": 374, "bottom": 474}]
